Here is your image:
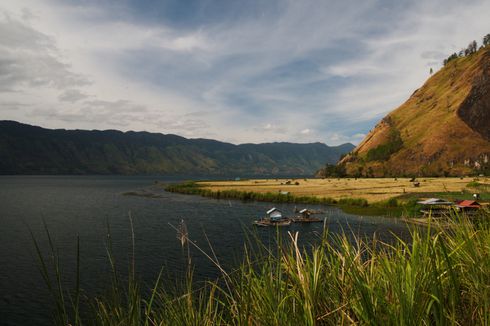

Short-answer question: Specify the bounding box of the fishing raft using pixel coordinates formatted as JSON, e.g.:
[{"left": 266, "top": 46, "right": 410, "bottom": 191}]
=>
[{"left": 253, "top": 208, "right": 323, "bottom": 226}]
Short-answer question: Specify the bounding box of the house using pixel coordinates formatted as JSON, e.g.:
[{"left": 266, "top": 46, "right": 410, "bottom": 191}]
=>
[
  {"left": 456, "top": 200, "right": 481, "bottom": 214},
  {"left": 417, "top": 198, "right": 453, "bottom": 217},
  {"left": 266, "top": 207, "right": 283, "bottom": 220},
  {"left": 417, "top": 198, "right": 453, "bottom": 205}
]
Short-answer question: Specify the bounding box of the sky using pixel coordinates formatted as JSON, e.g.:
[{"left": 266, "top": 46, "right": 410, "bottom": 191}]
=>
[{"left": 0, "top": 0, "right": 489, "bottom": 145}]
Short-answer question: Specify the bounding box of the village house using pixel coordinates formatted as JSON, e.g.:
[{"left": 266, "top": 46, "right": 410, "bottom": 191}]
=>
[
  {"left": 417, "top": 198, "right": 454, "bottom": 217},
  {"left": 456, "top": 200, "right": 482, "bottom": 215}
]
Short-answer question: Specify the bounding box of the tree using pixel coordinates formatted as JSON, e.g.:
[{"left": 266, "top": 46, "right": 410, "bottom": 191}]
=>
[
  {"left": 443, "top": 52, "right": 458, "bottom": 66},
  {"left": 466, "top": 40, "right": 477, "bottom": 55},
  {"left": 430, "top": 67, "right": 433, "bottom": 75},
  {"left": 484, "top": 34, "right": 490, "bottom": 47},
  {"left": 321, "top": 164, "right": 346, "bottom": 177}
]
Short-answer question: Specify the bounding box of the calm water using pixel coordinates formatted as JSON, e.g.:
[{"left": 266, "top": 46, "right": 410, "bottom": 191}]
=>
[{"left": 0, "top": 176, "right": 410, "bottom": 325}]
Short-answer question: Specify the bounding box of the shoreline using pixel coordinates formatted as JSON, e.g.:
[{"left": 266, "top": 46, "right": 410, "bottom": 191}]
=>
[
  {"left": 163, "top": 177, "right": 489, "bottom": 218},
  {"left": 163, "top": 181, "right": 412, "bottom": 217}
]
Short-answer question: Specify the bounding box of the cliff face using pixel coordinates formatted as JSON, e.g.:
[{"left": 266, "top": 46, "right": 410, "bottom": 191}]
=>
[{"left": 338, "top": 47, "right": 490, "bottom": 177}]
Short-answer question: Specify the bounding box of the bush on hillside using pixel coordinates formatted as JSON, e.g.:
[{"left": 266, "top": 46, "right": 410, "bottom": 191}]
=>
[{"left": 366, "top": 129, "right": 403, "bottom": 162}]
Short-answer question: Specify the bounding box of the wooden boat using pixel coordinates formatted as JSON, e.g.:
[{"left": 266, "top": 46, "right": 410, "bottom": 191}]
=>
[
  {"left": 291, "top": 216, "right": 323, "bottom": 223},
  {"left": 253, "top": 218, "right": 292, "bottom": 227},
  {"left": 294, "top": 208, "right": 325, "bottom": 214},
  {"left": 291, "top": 208, "right": 324, "bottom": 223}
]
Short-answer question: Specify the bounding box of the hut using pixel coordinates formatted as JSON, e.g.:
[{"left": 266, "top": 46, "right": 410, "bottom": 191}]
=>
[
  {"left": 417, "top": 198, "right": 453, "bottom": 217},
  {"left": 292, "top": 208, "right": 322, "bottom": 223},
  {"left": 266, "top": 207, "right": 283, "bottom": 221},
  {"left": 417, "top": 198, "right": 453, "bottom": 205},
  {"left": 456, "top": 200, "right": 481, "bottom": 215}
]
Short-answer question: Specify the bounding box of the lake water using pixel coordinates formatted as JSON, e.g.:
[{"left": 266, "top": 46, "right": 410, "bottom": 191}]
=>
[{"left": 0, "top": 176, "right": 410, "bottom": 325}]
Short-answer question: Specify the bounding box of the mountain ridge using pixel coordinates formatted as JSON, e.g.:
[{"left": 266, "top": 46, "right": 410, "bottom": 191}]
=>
[{"left": 0, "top": 120, "right": 354, "bottom": 176}]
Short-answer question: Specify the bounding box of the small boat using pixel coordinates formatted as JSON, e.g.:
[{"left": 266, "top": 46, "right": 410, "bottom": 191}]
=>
[
  {"left": 253, "top": 218, "right": 292, "bottom": 227},
  {"left": 291, "top": 216, "right": 322, "bottom": 223},
  {"left": 291, "top": 208, "right": 324, "bottom": 223},
  {"left": 294, "top": 208, "right": 325, "bottom": 214}
]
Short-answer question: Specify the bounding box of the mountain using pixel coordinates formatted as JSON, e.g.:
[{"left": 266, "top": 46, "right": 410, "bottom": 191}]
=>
[
  {"left": 323, "top": 47, "right": 490, "bottom": 177},
  {"left": 0, "top": 121, "right": 354, "bottom": 176}
]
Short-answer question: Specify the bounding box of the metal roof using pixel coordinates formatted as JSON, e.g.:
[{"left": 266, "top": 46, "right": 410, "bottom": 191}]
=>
[
  {"left": 457, "top": 200, "right": 481, "bottom": 208},
  {"left": 299, "top": 208, "right": 309, "bottom": 213},
  {"left": 417, "top": 198, "right": 453, "bottom": 205},
  {"left": 266, "top": 207, "right": 280, "bottom": 214}
]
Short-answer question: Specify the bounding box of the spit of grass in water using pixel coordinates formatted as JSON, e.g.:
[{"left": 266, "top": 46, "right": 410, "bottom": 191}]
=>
[
  {"left": 166, "top": 182, "right": 424, "bottom": 216},
  {"left": 32, "top": 209, "right": 490, "bottom": 325}
]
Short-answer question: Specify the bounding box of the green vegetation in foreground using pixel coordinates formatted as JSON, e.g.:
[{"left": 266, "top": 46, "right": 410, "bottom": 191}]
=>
[
  {"left": 34, "top": 211, "right": 490, "bottom": 325},
  {"left": 165, "top": 182, "right": 420, "bottom": 217}
]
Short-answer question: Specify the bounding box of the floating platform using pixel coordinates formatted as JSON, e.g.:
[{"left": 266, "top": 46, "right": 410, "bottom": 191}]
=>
[
  {"left": 291, "top": 217, "right": 323, "bottom": 223},
  {"left": 253, "top": 219, "right": 292, "bottom": 227}
]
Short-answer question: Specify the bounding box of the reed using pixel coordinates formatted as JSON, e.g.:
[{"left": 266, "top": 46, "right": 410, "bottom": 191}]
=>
[{"left": 34, "top": 209, "right": 490, "bottom": 325}]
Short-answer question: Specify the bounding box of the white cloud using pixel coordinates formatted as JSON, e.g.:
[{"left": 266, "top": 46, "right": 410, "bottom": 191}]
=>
[
  {"left": 58, "top": 89, "right": 88, "bottom": 102},
  {"left": 1, "top": 0, "right": 489, "bottom": 146}
]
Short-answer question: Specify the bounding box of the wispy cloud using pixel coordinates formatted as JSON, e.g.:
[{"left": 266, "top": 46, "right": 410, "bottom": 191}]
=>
[{"left": 1, "top": 0, "right": 489, "bottom": 145}]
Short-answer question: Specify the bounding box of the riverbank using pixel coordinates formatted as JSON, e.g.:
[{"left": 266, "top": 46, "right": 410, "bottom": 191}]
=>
[
  {"left": 165, "top": 177, "right": 490, "bottom": 217},
  {"left": 164, "top": 181, "right": 416, "bottom": 217}
]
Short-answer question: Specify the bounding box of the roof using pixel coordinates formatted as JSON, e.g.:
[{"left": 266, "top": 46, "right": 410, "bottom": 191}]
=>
[
  {"left": 457, "top": 200, "right": 481, "bottom": 208},
  {"left": 417, "top": 198, "right": 453, "bottom": 205},
  {"left": 266, "top": 207, "right": 280, "bottom": 214},
  {"left": 299, "top": 208, "right": 309, "bottom": 213}
]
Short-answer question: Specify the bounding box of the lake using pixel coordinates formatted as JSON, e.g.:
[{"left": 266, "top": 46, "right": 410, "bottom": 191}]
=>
[{"left": 0, "top": 176, "right": 410, "bottom": 325}]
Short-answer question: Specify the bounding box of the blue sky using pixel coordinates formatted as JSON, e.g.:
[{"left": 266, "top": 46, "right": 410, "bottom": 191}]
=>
[{"left": 0, "top": 0, "right": 489, "bottom": 145}]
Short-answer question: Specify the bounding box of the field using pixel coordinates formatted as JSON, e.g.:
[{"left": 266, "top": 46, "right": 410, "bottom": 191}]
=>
[{"left": 199, "top": 177, "right": 490, "bottom": 203}]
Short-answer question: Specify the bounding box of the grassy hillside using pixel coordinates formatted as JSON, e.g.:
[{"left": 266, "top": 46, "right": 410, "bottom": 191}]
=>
[
  {"left": 0, "top": 121, "right": 353, "bottom": 176},
  {"left": 338, "top": 47, "right": 490, "bottom": 177}
]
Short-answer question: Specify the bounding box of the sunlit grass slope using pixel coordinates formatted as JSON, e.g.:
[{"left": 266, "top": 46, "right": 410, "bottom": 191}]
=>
[{"left": 340, "top": 47, "right": 490, "bottom": 176}]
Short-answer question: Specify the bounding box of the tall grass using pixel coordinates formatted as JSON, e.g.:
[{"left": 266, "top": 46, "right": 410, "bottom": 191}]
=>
[{"left": 34, "top": 210, "right": 490, "bottom": 325}]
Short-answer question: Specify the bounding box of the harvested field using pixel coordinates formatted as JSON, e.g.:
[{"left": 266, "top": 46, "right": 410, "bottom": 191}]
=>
[{"left": 198, "top": 177, "right": 489, "bottom": 203}]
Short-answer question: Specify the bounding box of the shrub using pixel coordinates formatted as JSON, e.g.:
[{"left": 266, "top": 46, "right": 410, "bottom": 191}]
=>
[
  {"left": 366, "top": 128, "right": 403, "bottom": 162},
  {"left": 386, "top": 197, "right": 398, "bottom": 207},
  {"left": 338, "top": 197, "right": 368, "bottom": 207}
]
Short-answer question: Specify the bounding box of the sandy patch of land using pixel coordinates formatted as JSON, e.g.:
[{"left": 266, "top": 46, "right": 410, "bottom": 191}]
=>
[{"left": 198, "top": 177, "right": 489, "bottom": 203}]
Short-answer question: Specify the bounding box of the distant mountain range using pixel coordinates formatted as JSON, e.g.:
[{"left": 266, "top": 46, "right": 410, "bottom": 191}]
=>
[
  {"left": 0, "top": 121, "right": 354, "bottom": 176},
  {"left": 323, "top": 46, "right": 490, "bottom": 177}
]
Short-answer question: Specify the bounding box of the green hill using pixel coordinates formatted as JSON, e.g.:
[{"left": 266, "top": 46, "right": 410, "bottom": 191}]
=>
[{"left": 0, "top": 121, "right": 353, "bottom": 176}]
